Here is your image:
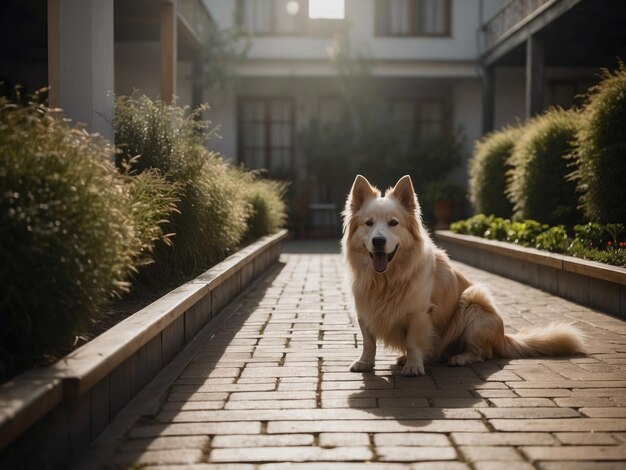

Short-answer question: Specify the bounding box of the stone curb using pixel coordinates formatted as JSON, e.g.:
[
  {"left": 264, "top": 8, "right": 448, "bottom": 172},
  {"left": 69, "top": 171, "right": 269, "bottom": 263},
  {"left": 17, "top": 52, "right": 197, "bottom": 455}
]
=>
[
  {"left": 0, "top": 229, "right": 287, "bottom": 460},
  {"left": 435, "top": 230, "right": 626, "bottom": 318}
]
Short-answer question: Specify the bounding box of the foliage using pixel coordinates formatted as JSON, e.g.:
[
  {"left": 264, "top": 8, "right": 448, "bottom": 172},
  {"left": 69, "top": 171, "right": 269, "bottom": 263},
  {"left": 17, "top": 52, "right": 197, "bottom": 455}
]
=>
[
  {"left": 0, "top": 96, "right": 174, "bottom": 369},
  {"left": 507, "top": 108, "right": 582, "bottom": 226},
  {"left": 114, "top": 94, "right": 286, "bottom": 279},
  {"left": 451, "top": 215, "right": 626, "bottom": 267},
  {"left": 425, "top": 181, "right": 465, "bottom": 204},
  {"left": 534, "top": 226, "right": 570, "bottom": 252},
  {"left": 199, "top": 23, "right": 250, "bottom": 97},
  {"left": 244, "top": 175, "right": 289, "bottom": 241},
  {"left": 568, "top": 62, "right": 626, "bottom": 224},
  {"left": 469, "top": 126, "right": 519, "bottom": 217}
]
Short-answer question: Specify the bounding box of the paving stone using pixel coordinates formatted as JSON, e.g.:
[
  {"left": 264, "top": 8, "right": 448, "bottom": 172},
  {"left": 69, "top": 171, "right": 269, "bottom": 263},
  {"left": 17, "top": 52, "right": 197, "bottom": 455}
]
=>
[
  {"left": 373, "top": 433, "right": 451, "bottom": 447},
  {"left": 224, "top": 399, "right": 317, "bottom": 410},
  {"left": 580, "top": 407, "right": 626, "bottom": 417},
  {"left": 491, "top": 418, "right": 626, "bottom": 432},
  {"left": 488, "top": 398, "right": 555, "bottom": 407},
  {"left": 522, "top": 445, "right": 626, "bottom": 461},
  {"left": 210, "top": 446, "right": 373, "bottom": 462},
  {"left": 122, "top": 436, "right": 210, "bottom": 451},
  {"left": 319, "top": 433, "right": 370, "bottom": 447},
  {"left": 228, "top": 391, "right": 315, "bottom": 401},
  {"left": 129, "top": 422, "right": 262, "bottom": 438},
  {"left": 538, "top": 463, "right": 626, "bottom": 470},
  {"left": 377, "top": 446, "right": 457, "bottom": 461},
  {"left": 553, "top": 432, "right": 619, "bottom": 445},
  {"left": 410, "top": 464, "right": 469, "bottom": 470},
  {"left": 451, "top": 432, "right": 557, "bottom": 446},
  {"left": 474, "top": 463, "right": 534, "bottom": 470},
  {"left": 553, "top": 397, "right": 615, "bottom": 408},
  {"left": 113, "top": 449, "right": 205, "bottom": 465},
  {"left": 460, "top": 446, "right": 523, "bottom": 462},
  {"left": 258, "top": 464, "right": 407, "bottom": 470},
  {"left": 211, "top": 434, "right": 314, "bottom": 448}
]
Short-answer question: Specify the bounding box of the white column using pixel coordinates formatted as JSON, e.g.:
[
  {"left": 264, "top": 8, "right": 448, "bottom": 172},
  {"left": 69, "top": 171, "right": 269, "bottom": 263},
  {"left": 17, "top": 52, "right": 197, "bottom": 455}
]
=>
[
  {"left": 160, "top": 0, "right": 177, "bottom": 104},
  {"left": 48, "top": 0, "right": 114, "bottom": 141}
]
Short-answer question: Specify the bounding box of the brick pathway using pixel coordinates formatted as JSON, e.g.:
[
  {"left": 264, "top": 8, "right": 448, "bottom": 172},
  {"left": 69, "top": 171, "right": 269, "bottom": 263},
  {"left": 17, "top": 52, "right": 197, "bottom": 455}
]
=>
[{"left": 89, "top": 241, "right": 626, "bottom": 469}]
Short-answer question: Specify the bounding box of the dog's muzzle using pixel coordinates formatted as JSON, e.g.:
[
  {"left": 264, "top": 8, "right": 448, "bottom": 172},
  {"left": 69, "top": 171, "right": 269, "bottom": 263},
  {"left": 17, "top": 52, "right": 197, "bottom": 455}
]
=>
[{"left": 369, "top": 244, "right": 399, "bottom": 273}]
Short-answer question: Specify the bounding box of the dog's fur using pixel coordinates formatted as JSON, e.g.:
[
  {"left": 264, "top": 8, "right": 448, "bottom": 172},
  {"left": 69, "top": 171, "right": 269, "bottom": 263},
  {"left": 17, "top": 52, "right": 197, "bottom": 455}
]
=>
[{"left": 342, "top": 175, "right": 585, "bottom": 376}]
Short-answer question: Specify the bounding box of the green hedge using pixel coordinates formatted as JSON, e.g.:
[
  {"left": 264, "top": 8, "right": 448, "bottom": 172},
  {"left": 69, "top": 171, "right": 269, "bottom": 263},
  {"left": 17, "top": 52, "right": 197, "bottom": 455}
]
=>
[
  {"left": 451, "top": 215, "right": 626, "bottom": 267},
  {"left": 245, "top": 176, "right": 288, "bottom": 241},
  {"left": 1, "top": 93, "right": 287, "bottom": 375},
  {"left": 506, "top": 108, "right": 581, "bottom": 226},
  {"left": 569, "top": 63, "right": 626, "bottom": 224},
  {"left": 0, "top": 97, "right": 176, "bottom": 369},
  {"left": 114, "top": 95, "right": 275, "bottom": 279},
  {"left": 469, "top": 126, "right": 519, "bottom": 217}
]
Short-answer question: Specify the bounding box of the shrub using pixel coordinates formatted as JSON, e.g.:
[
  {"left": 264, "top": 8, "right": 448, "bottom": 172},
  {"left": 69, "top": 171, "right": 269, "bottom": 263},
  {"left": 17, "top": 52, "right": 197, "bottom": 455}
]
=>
[
  {"left": 507, "top": 108, "right": 582, "bottom": 226},
  {"left": 469, "top": 126, "right": 519, "bottom": 217},
  {"left": 244, "top": 175, "right": 288, "bottom": 241},
  {"left": 535, "top": 226, "right": 570, "bottom": 252},
  {"left": 114, "top": 95, "right": 287, "bottom": 278},
  {"left": 0, "top": 97, "right": 174, "bottom": 368},
  {"left": 569, "top": 63, "right": 626, "bottom": 224},
  {"left": 451, "top": 214, "right": 626, "bottom": 267},
  {"left": 450, "top": 214, "right": 493, "bottom": 237}
]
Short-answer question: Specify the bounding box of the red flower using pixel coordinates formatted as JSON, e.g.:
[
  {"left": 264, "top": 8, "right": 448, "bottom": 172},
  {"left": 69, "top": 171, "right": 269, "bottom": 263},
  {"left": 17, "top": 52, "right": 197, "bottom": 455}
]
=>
[{"left": 607, "top": 241, "right": 613, "bottom": 246}]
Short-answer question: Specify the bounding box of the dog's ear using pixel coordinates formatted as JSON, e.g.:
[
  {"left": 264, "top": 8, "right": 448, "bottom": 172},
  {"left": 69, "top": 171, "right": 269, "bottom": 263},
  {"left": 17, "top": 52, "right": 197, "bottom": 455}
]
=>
[
  {"left": 389, "top": 175, "right": 419, "bottom": 213},
  {"left": 348, "top": 175, "right": 378, "bottom": 211}
]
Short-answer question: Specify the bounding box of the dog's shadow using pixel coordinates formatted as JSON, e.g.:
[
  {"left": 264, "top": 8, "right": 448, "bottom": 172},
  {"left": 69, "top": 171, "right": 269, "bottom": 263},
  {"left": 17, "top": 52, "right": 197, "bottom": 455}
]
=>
[{"left": 347, "top": 359, "right": 498, "bottom": 429}]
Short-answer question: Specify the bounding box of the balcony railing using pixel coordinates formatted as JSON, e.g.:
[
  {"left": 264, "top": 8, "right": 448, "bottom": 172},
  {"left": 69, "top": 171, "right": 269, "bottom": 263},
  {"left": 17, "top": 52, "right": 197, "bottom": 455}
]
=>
[{"left": 483, "top": 0, "right": 554, "bottom": 51}]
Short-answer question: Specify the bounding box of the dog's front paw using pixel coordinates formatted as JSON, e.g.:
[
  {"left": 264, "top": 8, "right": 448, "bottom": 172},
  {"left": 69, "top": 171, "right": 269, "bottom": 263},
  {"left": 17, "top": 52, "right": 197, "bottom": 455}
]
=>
[
  {"left": 350, "top": 360, "right": 374, "bottom": 372},
  {"left": 401, "top": 361, "right": 425, "bottom": 376}
]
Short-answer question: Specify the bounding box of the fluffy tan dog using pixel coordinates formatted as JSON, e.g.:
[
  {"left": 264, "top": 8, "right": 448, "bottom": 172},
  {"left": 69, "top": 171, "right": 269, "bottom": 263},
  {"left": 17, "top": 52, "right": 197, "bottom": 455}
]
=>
[{"left": 342, "top": 175, "right": 585, "bottom": 376}]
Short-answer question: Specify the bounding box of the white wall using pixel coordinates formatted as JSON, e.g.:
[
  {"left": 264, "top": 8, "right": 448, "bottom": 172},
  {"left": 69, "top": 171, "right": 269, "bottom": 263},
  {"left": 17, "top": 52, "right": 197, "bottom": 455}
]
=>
[
  {"left": 57, "top": 0, "right": 114, "bottom": 140},
  {"left": 205, "top": 0, "right": 486, "bottom": 67}
]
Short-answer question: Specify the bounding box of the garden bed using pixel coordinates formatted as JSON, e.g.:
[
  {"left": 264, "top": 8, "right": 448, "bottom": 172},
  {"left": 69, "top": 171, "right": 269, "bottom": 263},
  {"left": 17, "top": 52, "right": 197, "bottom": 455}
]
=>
[
  {"left": 0, "top": 229, "right": 287, "bottom": 469},
  {"left": 435, "top": 230, "right": 626, "bottom": 318}
]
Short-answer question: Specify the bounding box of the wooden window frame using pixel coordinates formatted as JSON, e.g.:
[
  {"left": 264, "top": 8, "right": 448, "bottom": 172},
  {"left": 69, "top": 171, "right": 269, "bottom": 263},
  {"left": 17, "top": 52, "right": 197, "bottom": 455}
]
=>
[
  {"left": 237, "top": 96, "right": 296, "bottom": 173},
  {"left": 389, "top": 97, "right": 449, "bottom": 143},
  {"left": 375, "top": 0, "right": 452, "bottom": 38}
]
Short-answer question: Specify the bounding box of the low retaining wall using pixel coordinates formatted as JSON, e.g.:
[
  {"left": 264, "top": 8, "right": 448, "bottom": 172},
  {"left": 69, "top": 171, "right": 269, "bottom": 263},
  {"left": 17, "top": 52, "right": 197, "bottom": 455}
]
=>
[
  {"left": 435, "top": 230, "right": 626, "bottom": 319},
  {"left": 0, "top": 229, "right": 288, "bottom": 469}
]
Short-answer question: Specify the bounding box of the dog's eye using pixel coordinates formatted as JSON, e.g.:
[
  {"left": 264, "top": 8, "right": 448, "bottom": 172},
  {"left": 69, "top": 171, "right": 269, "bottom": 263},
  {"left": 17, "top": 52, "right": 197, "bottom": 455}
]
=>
[
  {"left": 389, "top": 219, "right": 399, "bottom": 227},
  {"left": 365, "top": 219, "right": 374, "bottom": 227}
]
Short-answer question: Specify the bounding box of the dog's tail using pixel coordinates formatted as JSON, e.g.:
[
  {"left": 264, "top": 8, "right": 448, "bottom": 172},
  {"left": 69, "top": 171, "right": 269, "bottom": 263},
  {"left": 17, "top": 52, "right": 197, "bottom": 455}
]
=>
[{"left": 503, "top": 323, "right": 585, "bottom": 358}]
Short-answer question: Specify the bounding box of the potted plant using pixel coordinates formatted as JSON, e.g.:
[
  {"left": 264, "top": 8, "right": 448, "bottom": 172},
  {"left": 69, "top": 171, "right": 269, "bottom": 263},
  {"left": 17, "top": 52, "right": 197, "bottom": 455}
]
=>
[{"left": 426, "top": 181, "right": 466, "bottom": 230}]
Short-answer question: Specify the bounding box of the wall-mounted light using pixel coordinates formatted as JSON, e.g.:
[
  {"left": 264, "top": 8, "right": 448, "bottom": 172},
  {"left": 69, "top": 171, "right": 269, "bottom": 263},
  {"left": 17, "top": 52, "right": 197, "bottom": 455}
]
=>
[{"left": 286, "top": 0, "right": 300, "bottom": 16}]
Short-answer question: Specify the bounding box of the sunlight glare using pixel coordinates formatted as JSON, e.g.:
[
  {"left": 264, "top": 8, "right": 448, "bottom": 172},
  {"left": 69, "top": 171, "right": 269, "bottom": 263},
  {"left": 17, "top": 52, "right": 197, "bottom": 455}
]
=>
[{"left": 308, "top": 0, "right": 345, "bottom": 19}]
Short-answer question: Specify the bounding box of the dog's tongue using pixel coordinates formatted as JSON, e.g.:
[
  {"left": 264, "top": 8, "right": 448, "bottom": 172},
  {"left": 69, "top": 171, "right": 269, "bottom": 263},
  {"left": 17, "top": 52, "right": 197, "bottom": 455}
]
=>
[{"left": 372, "top": 251, "right": 388, "bottom": 273}]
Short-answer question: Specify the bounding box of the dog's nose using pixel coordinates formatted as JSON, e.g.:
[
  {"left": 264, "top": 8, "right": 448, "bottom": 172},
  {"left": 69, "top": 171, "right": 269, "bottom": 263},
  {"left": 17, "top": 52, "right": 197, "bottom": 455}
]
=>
[{"left": 372, "top": 237, "right": 386, "bottom": 249}]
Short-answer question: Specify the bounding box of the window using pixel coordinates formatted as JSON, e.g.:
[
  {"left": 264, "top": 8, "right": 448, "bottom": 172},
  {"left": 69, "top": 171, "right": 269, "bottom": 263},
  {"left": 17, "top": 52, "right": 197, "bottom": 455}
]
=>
[
  {"left": 237, "top": 0, "right": 345, "bottom": 36},
  {"left": 237, "top": 0, "right": 306, "bottom": 35},
  {"left": 238, "top": 98, "right": 295, "bottom": 174},
  {"left": 390, "top": 99, "right": 446, "bottom": 150},
  {"left": 375, "top": 0, "right": 451, "bottom": 36},
  {"left": 309, "top": 0, "right": 345, "bottom": 19}
]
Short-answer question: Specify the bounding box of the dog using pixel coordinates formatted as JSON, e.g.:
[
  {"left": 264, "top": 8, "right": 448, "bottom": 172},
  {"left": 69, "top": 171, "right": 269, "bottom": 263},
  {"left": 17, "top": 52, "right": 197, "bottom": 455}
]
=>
[{"left": 342, "top": 174, "right": 585, "bottom": 376}]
